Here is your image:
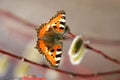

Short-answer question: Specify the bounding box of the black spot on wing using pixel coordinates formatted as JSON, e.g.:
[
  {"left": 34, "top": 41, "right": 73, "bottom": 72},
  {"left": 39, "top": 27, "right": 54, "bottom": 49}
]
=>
[
  {"left": 56, "top": 60, "right": 60, "bottom": 64},
  {"left": 53, "top": 26, "right": 57, "bottom": 28},
  {"left": 55, "top": 65, "right": 59, "bottom": 68},
  {"left": 60, "top": 21, "right": 65, "bottom": 25},
  {"left": 57, "top": 48, "right": 62, "bottom": 51},
  {"left": 62, "top": 16, "right": 65, "bottom": 19},
  {"left": 50, "top": 49, "right": 55, "bottom": 52},
  {"left": 59, "top": 27, "right": 64, "bottom": 30},
  {"left": 56, "top": 53, "right": 61, "bottom": 57}
]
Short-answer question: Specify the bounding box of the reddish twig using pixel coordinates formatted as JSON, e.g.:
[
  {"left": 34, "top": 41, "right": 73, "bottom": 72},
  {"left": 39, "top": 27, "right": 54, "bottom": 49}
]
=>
[
  {"left": 0, "top": 49, "right": 120, "bottom": 78},
  {"left": 68, "top": 32, "right": 120, "bottom": 46},
  {"left": 84, "top": 44, "right": 120, "bottom": 65},
  {"left": 68, "top": 32, "right": 76, "bottom": 38},
  {"left": 0, "top": 9, "right": 37, "bottom": 28},
  {"left": 86, "top": 37, "right": 120, "bottom": 46}
]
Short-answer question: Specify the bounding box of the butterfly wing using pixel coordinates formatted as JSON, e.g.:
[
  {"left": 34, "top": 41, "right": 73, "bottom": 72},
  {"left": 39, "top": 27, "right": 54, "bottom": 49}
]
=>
[
  {"left": 37, "top": 39, "right": 62, "bottom": 67},
  {"left": 36, "top": 23, "right": 50, "bottom": 38},
  {"left": 49, "top": 10, "right": 67, "bottom": 34},
  {"left": 37, "top": 10, "right": 69, "bottom": 38}
]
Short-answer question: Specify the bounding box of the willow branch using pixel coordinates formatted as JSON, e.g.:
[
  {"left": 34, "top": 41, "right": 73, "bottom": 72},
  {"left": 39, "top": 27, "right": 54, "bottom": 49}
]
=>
[
  {"left": 0, "top": 49, "right": 120, "bottom": 78},
  {"left": 0, "top": 9, "right": 37, "bottom": 28},
  {"left": 84, "top": 44, "right": 120, "bottom": 65},
  {"left": 86, "top": 37, "right": 120, "bottom": 46}
]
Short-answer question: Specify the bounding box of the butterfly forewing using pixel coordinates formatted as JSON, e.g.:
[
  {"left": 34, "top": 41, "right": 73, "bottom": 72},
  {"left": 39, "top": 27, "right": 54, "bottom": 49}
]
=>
[
  {"left": 49, "top": 10, "right": 66, "bottom": 34},
  {"left": 37, "top": 23, "right": 50, "bottom": 38}
]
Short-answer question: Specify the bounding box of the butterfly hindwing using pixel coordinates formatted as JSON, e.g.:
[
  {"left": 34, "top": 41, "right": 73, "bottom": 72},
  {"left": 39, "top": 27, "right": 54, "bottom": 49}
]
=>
[
  {"left": 46, "top": 42, "right": 63, "bottom": 67},
  {"left": 37, "top": 39, "right": 62, "bottom": 67}
]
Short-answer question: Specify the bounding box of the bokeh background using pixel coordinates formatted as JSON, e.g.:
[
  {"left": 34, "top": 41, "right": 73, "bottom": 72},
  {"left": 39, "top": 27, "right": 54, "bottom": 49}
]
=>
[{"left": 0, "top": 0, "right": 120, "bottom": 80}]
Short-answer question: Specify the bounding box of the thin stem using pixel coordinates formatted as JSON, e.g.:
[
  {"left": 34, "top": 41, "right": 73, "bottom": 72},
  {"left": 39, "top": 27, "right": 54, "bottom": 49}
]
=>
[
  {"left": 68, "top": 32, "right": 76, "bottom": 38},
  {"left": 84, "top": 44, "right": 120, "bottom": 65},
  {"left": 0, "top": 49, "right": 120, "bottom": 78},
  {"left": 0, "top": 9, "right": 37, "bottom": 28},
  {"left": 86, "top": 37, "right": 120, "bottom": 46}
]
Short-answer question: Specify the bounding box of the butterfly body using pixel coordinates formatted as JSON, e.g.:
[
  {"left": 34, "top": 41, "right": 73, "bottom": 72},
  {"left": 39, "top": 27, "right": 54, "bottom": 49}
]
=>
[
  {"left": 36, "top": 10, "right": 70, "bottom": 67},
  {"left": 42, "top": 33, "right": 64, "bottom": 43}
]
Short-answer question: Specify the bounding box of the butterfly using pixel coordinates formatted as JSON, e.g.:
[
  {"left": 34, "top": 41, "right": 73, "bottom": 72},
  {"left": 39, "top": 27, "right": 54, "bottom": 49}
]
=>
[{"left": 36, "top": 10, "right": 70, "bottom": 68}]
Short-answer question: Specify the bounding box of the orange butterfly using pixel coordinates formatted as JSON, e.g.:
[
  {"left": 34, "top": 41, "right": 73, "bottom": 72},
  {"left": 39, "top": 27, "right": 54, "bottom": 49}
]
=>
[{"left": 36, "top": 10, "right": 70, "bottom": 68}]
